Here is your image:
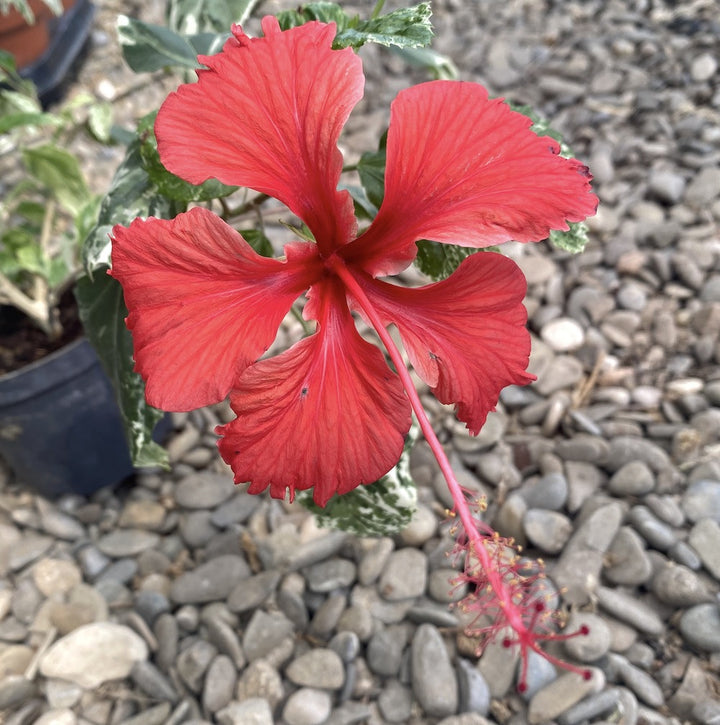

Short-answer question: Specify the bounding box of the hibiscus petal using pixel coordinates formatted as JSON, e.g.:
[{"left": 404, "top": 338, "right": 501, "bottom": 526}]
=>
[
  {"left": 343, "top": 81, "right": 598, "bottom": 276},
  {"left": 155, "top": 17, "right": 364, "bottom": 254},
  {"left": 216, "top": 279, "right": 411, "bottom": 506},
  {"left": 355, "top": 252, "right": 535, "bottom": 434},
  {"left": 110, "top": 206, "right": 320, "bottom": 411}
]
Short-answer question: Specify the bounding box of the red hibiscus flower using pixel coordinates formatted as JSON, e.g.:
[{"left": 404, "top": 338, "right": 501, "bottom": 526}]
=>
[{"left": 110, "top": 17, "right": 597, "bottom": 507}]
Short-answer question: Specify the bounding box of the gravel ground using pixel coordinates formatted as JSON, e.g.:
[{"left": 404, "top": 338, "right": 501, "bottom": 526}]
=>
[{"left": 1, "top": 0, "right": 719, "bottom": 723}]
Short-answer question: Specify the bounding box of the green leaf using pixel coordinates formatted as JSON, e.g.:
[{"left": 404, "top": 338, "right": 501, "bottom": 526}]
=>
[
  {"left": 548, "top": 220, "right": 590, "bottom": 254},
  {"left": 187, "top": 31, "right": 228, "bottom": 57},
  {"left": 297, "top": 424, "right": 419, "bottom": 536},
  {"left": 278, "top": 2, "right": 432, "bottom": 50},
  {"left": 357, "top": 148, "right": 386, "bottom": 210},
  {"left": 137, "top": 112, "right": 237, "bottom": 202},
  {"left": 391, "top": 45, "right": 457, "bottom": 80},
  {"left": 335, "top": 3, "right": 433, "bottom": 50},
  {"left": 415, "top": 241, "right": 482, "bottom": 281},
  {"left": 340, "top": 183, "right": 377, "bottom": 221},
  {"left": 75, "top": 272, "right": 169, "bottom": 469},
  {"left": 507, "top": 101, "right": 591, "bottom": 254},
  {"left": 22, "top": 144, "right": 90, "bottom": 216},
  {"left": 166, "top": 0, "right": 260, "bottom": 34},
  {"left": 117, "top": 15, "right": 199, "bottom": 72},
  {"left": 87, "top": 102, "right": 114, "bottom": 143},
  {"left": 0, "top": 111, "right": 61, "bottom": 134},
  {"left": 82, "top": 132, "right": 179, "bottom": 272},
  {"left": 239, "top": 228, "right": 274, "bottom": 257}
]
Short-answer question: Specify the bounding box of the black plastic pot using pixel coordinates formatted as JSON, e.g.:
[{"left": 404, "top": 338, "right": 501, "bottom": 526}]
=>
[{"left": 0, "top": 337, "right": 134, "bottom": 498}]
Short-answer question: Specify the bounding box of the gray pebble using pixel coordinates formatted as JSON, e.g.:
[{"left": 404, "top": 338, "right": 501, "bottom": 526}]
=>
[
  {"left": 679, "top": 603, "right": 720, "bottom": 652},
  {"left": 528, "top": 670, "right": 604, "bottom": 724},
  {"left": 236, "top": 660, "right": 284, "bottom": 709},
  {"left": 75, "top": 545, "right": 111, "bottom": 580},
  {"left": 411, "top": 624, "right": 458, "bottom": 717},
  {"left": 287, "top": 532, "right": 348, "bottom": 571},
  {"left": 648, "top": 170, "right": 686, "bottom": 204},
  {"left": 286, "top": 648, "right": 345, "bottom": 689},
  {"left": 96, "top": 530, "right": 160, "bottom": 558},
  {"left": 606, "top": 653, "right": 664, "bottom": 707},
  {"left": 153, "top": 613, "right": 178, "bottom": 672},
  {"left": 204, "top": 615, "right": 246, "bottom": 669},
  {"left": 170, "top": 555, "right": 250, "bottom": 604},
  {"left": 557, "top": 686, "right": 623, "bottom": 725},
  {"left": 595, "top": 587, "right": 664, "bottom": 635},
  {"left": 227, "top": 570, "right": 281, "bottom": 613},
  {"left": 652, "top": 562, "right": 713, "bottom": 606},
  {"left": 378, "top": 679, "right": 413, "bottom": 722},
  {"left": 179, "top": 511, "right": 218, "bottom": 548},
  {"left": 518, "top": 472, "right": 568, "bottom": 510},
  {"left": 367, "top": 624, "right": 409, "bottom": 676},
  {"left": 242, "top": 610, "right": 294, "bottom": 662},
  {"left": 0, "top": 675, "right": 36, "bottom": 710},
  {"left": 688, "top": 518, "right": 720, "bottom": 579},
  {"left": 520, "top": 649, "right": 557, "bottom": 700},
  {"left": 282, "top": 687, "right": 332, "bottom": 725},
  {"left": 669, "top": 540, "right": 703, "bottom": 570},
  {"left": 605, "top": 437, "right": 671, "bottom": 473},
  {"left": 217, "top": 698, "right": 273, "bottom": 725},
  {"left": 555, "top": 435, "right": 610, "bottom": 464},
  {"left": 604, "top": 526, "right": 653, "bottom": 585},
  {"left": 329, "top": 631, "right": 361, "bottom": 663},
  {"left": 378, "top": 549, "right": 427, "bottom": 601},
  {"left": 176, "top": 639, "right": 217, "bottom": 692},
  {"left": 357, "top": 537, "right": 394, "bottom": 585},
  {"left": 209, "top": 493, "right": 260, "bottom": 527},
  {"left": 629, "top": 506, "right": 677, "bottom": 551},
  {"left": 202, "top": 655, "right": 237, "bottom": 713},
  {"left": 174, "top": 472, "right": 235, "bottom": 509},
  {"left": 456, "top": 658, "right": 490, "bottom": 715},
  {"left": 608, "top": 460, "right": 655, "bottom": 496},
  {"left": 130, "top": 660, "right": 178, "bottom": 703},
  {"left": 428, "top": 568, "right": 466, "bottom": 603},
  {"left": 523, "top": 509, "right": 573, "bottom": 554},
  {"left": 277, "top": 587, "right": 310, "bottom": 631},
  {"left": 305, "top": 558, "right": 357, "bottom": 592},
  {"left": 563, "top": 612, "right": 612, "bottom": 662},
  {"left": 682, "top": 479, "right": 720, "bottom": 523},
  {"left": 9, "top": 535, "right": 53, "bottom": 571}
]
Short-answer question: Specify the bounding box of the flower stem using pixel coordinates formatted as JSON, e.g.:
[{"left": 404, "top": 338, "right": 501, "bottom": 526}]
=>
[{"left": 329, "top": 258, "right": 590, "bottom": 687}]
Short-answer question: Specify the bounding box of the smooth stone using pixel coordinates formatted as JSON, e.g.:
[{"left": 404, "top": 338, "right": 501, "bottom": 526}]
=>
[
  {"left": 555, "top": 435, "right": 610, "bottom": 465},
  {"left": 688, "top": 518, "right": 720, "bottom": 579},
  {"left": 604, "top": 527, "right": 653, "bottom": 585},
  {"left": 235, "top": 660, "right": 284, "bottom": 709},
  {"left": 40, "top": 622, "right": 148, "bottom": 688},
  {"left": 648, "top": 170, "right": 686, "bottom": 204},
  {"left": 176, "top": 639, "right": 217, "bottom": 692},
  {"left": 378, "top": 548, "right": 427, "bottom": 601},
  {"left": 282, "top": 687, "right": 332, "bottom": 725},
  {"left": 357, "top": 538, "right": 394, "bottom": 585},
  {"left": 95, "top": 558, "right": 138, "bottom": 586},
  {"left": 535, "top": 355, "right": 584, "bottom": 395},
  {"left": 607, "top": 653, "right": 664, "bottom": 707},
  {"left": 32, "top": 558, "right": 82, "bottom": 597},
  {"left": 153, "top": 614, "right": 178, "bottom": 672},
  {"left": 563, "top": 612, "right": 612, "bottom": 662},
  {"left": 411, "top": 624, "right": 458, "bottom": 717},
  {"left": 629, "top": 506, "right": 678, "bottom": 551},
  {"left": 605, "top": 437, "right": 671, "bottom": 473},
  {"left": 116, "top": 702, "right": 171, "bottom": 725},
  {"left": 9, "top": 535, "right": 53, "bottom": 571},
  {"left": 202, "top": 655, "right": 237, "bottom": 713},
  {"left": 134, "top": 590, "right": 171, "bottom": 625},
  {"left": 37, "top": 504, "right": 85, "bottom": 541},
  {"left": 523, "top": 509, "right": 572, "bottom": 554},
  {"left": 329, "top": 631, "right": 361, "bottom": 663},
  {"left": 277, "top": 588, "right": 310, "bottom": 631},
  {"left": 686, "top": 166, "right": 720, "bottom": 205},
  {"left": 367, "top": 624, "right": 409, "bottom": 676},
  {"left": 595, "top": 587, "right": 664, "bottom": 635},
  {"left": 528, "top": 670, "right": 604, "bottom": 724},
  {"left": 608, "top": 460, "right": 656, "bottom": 496},
  {"left": 174, "top": 472, "right": 235, "bottom": 509},
  {"left": 227, "top": 571, "right": 281, "bottom": 613},
  {"left": 336, "top": 605, "right": 374, "bottom": 641},
  {"left": 477, "top": 630, "right": 518, "bottom": 697},
  {"left": 399, "top": 504, "right": 437, "bottom": 546},
  {"left": 0, "top": 645, "right": 33, "bottom": 677},
  {"left": 0, "top": 674, "right": 36, "bottom": 710},
  {"left": 682, "top": 480, "right": 720, "bottom": 523},
  {"left": 96, "top": 530, "right": 160, "bottom": 558},
  {"left": 242, "top": 610, "right": 294, "bottom": 662},
  {"left": 690, "top": 52, "right": 717, "bottom": 82},
  {"left": 540, "top": 317, "right": 585, "bottom": 352},
  {"left": 518, "top": 472, "right": 568, "bottom": 510},
  {"left": 118, "top": 500, "right": 166, "bottom": 530},
  {"left": 286, "top": 648, "right": 345, "bottom": 689},
  {"left": 170, "top": 555, "right": 250, "bottom": 604},
  {"left": 378, "top": 679, "right": 413, "bottom": 722},
  {"left": 679, "top": 604, "right": 720, "bottom": 652},
  {"left": 217, "top": 698, "right": 273, "bottom": 725},
  {"left": 456, "top": 658, "right": 490, "bottom": 715},
  {"left": 130, "top": 659, "right": 178, "bottom": 702},
  {"left": 520, "top": 649, "right": 558, "bottom": 700},
  {"left": 428, "top": 568, "right": 466, "bottom": 604},
  {"left": 286, "top": 531, "right": 349, "bottom": 571},
  {"left": 210, "top": 493, "right": 260, "bottom": 527},
  {"left": 75, "top": 546, "right": 111, "bottom": 580},
  {"left": 557, "top": 687, "right": 623, "bottom": 725},
  {"left": 179, "top": 511, "right": 219, "bottom": 548},
  {"left": 304, "top": 558, "right": 357, "bottom": 593},
  {"left": 34, "top": 708, "right": 77, "bottom": 725},
  {"left": 652, "top": 562, "right": 713, "bottom": 606},
  {"left": 308, "top": 592, "right": 346, "bottom": 638}
]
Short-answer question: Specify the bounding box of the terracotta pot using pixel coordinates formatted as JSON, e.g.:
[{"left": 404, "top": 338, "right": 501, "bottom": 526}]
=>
[{"left": 0, "top": 1, "right": 55, "bottom": 69}]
